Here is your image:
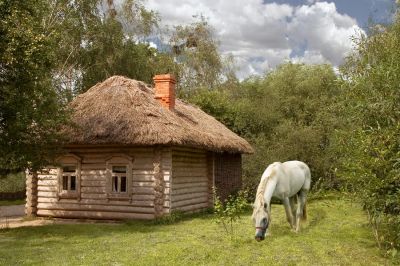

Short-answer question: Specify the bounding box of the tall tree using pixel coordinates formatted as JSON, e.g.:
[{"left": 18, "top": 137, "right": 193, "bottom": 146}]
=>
[
  {"left": 0, "top": 0, "right": 68, "bottom": 171},
  {"left": 169, "top": 17, "right": 224, "bottom": 96},
  {"left": 48, "top": 0, "right": 163, "bottom": 98}
]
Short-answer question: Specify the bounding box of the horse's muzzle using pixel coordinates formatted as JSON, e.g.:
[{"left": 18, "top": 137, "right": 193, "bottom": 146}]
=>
[
  {"left": 255, "top": 227, "right": 266, "bottom": 241},
  {"left": 255, "top": 235, "right": 265, "bottom": 242}
]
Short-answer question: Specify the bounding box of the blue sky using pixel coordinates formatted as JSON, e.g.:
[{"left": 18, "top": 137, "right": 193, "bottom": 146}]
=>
[
  {"left": 145, "top": 0, "right": 396, "bottom": 78},
  {"left": 267, "top": 0, "right": 395, "bottom": 27}
]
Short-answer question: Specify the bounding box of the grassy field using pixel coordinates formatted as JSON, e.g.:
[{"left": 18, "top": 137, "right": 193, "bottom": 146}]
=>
[
  {"left": 0, "top": 199, "right": 25, "bottom": 206},
  {"left": 0, "top": 195, "right": 396, "bottom": 265}
]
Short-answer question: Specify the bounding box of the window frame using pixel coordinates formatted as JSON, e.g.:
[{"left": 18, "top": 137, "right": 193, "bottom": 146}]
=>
[
  {"left": 106, "top": 155, "right": 133, "bottom": 200},
  {"left": 57, "top": 154, "right": 81, "bottom": 200}
]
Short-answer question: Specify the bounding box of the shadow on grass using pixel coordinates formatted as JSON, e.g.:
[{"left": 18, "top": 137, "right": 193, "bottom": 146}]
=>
[{"left": 303, "top": 207, "right": 327, "bottom": 233}]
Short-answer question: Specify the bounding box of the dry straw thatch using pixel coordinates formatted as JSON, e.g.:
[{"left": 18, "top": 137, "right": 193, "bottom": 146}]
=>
[{"left": 65, "top": 76, "right": 253, "bottom": 154}]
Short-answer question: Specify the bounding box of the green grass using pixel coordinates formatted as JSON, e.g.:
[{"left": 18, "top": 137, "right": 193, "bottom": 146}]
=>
[
  {"left": 0, "top": 195, "right": 396, "bottom": 265},
  {"left": 0, "top": 172, "right": 25, "bottom": 193},
  {"left": 0, "top": 199, "right": 25, "bottom": 206}
]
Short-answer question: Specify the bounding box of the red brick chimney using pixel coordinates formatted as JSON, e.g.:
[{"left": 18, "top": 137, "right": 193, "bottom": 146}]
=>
[{"left": 153, "top": 74, "right": 176, "bottom": 110}]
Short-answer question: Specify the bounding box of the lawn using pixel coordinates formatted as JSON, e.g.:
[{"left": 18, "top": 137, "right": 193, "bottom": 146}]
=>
[
  {"left": 0, "top": 195, "right": 395, "bottom": 265},
  {"left": 0, "top": 199, "right": 25, "bottom": 206}
]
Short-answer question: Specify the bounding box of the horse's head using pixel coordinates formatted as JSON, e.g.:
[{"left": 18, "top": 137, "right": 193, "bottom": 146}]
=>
[{"left": 252, "top": 202, "right": 270, "bottom": 241}]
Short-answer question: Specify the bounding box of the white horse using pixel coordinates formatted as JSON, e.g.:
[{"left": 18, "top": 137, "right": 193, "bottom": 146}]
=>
[{"left": 252, "top": 161, "right": 311, "bottom": 241}]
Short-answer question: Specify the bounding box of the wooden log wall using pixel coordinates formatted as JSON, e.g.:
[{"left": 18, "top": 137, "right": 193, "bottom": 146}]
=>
[
  {"left": 171, "top": 148, "right": 210, "bottom": 212},
  {"left": 34, "top": 146, "right": 172, "bottom": 220}
]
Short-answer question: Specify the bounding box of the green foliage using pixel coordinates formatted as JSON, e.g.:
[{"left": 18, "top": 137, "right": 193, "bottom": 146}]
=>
[
  {"left": 0, "top": 172, "right": 25, "bottom": 193},
  {"left": 213, "top": 189, "right": 249, "bottom": 239},
  {"left": 0, "top": 0, "right": 69, "bottom": 171},
  {"left": 336, "top": 10, "right": 400, "bottom": 252},
  {"left": 0, "top": 0, "right": 176, "bottom": 171},
  {"left": 190, "top": 64, "right": 340, "bottom": 196},
  {"left": 46, "top": 0, "right": 168, "bottom": 97},
  {"left": 169, "top": 16, "right": 225, "bottom": 96}
]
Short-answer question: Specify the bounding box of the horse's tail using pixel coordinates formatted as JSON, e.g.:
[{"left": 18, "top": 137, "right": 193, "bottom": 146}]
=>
[{"left": 302, "top": 202, "right": 307, "bottom": 221}]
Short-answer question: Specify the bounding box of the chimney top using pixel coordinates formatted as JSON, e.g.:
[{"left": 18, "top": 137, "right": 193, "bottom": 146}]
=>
[{"left": 153, "top": 74, "right": 176, "bottom": 110}]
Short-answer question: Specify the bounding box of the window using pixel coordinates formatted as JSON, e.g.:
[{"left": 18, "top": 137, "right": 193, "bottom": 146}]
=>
[
  {"left": 112, "top": 166, "right": 127, "bottom": 193},
  {"left": 56, "top": 154, "right": 81, "bottom": 200},
  {"left": 62, "top": 165, "right": 77, "bottom": 191},
  {"left": 106, "top": 155, "right": 133, "bottom": 200}
]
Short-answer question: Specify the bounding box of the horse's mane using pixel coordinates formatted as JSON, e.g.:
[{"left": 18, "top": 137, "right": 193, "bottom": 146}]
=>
[
  {"left": 255, "top": 177, "right": 268, "bottom": 209},
  {"left": 253, "top": 164, "right": 278, "bottom": 216}
]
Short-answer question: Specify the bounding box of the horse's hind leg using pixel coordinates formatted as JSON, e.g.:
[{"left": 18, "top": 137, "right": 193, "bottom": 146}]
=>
[
  {"left": 295, "top": 190, "right": 307, "bottom": 232},
  {"left": 289, "top": 196, "right": 296, "bottom": 220},
  {"left": 282, "top": 197, "right": 295, "bottom": 229}
]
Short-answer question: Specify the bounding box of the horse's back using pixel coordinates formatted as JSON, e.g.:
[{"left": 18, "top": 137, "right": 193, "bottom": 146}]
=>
[{"left": 274, "top": 161, "right": 311, "bottom": 198}]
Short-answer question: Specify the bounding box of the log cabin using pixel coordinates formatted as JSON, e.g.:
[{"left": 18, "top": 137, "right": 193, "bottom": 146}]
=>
[{"left": 25, "top": 74, "right": 253, "bottom": 220}]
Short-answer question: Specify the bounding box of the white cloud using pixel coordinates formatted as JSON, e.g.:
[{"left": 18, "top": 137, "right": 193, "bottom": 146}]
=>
[{"left": 146, "top": 0, "right": 365, "bottom": 78}]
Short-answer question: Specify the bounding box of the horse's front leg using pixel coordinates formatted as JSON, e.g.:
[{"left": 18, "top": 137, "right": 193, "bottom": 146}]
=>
[{"left": 282, "top": 197, "right": 295, "bottom": 229}]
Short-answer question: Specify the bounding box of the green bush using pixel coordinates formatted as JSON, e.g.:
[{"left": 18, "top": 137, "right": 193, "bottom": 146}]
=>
[
  {"left": 336, "top": 9, "right": 400, "bottom": 253},
  {"left": 213, "top": 189, "right": 249, "bottom": 240},
  {"left": 0, "top": 172, "right": 25, "bottom": 193}
]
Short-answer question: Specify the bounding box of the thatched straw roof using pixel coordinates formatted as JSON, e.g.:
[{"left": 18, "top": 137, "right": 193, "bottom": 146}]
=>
[{"left": 65, "top": 76, "right": 253, "bottom": 154}]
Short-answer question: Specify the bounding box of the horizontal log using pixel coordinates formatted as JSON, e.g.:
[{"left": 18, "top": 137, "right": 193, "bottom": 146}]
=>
[
  {"left": 133, "top": 181, "right": 154, "bottom": 187},
  {"left": 38, "top": 179, "right": 58, "bottom": 186},
  {"left": 131, "top": 194, "right": 154, "bottom": 201},
  {"left": 81, "top": 187, "right": 106, "bottom": 193},
  {"left": 37, "top": 197, "right": 155, "bottom": 207},
  {"left": 172, "top": 192, "right": 208, "bottom": 202},
  {"left": 37, "top": 186, "right": 58, "bottom": 192},
  {"left": 38, "top": 168, "right": 58, "bottom": 175},
  {"left": 173, "top": 171, "right": 207, "bottom": 177},
  {"left": 81, "top": 193, "right": 107, "bottom": 199},
  {"left": 171, "top": 181, "right": 208, "bottom": 189},
  {"left": 38, "top": 198, "right": 77, "bottom": 203},
  {"left": 133, "top": 170, "right": 154, "bottom": 175},
  {"left": 81, "top": 164, "right": 106, "bottom": 170},
  {"left": 133, "top": 174, "right": 154, "bottom": 182},
  {"left": 133, "top": 164, "right": 156, "bottom": 170},
  {"left": 38, "top": 191, "right": 57, "bottom": 198},
  {"left": 81, "top": 180, "right": 107, "bottom": 187},
  {"left": 173, "top": 166, "right": 207, "bottom": 171},
  {"left": 82, "top": 158, "right": 106, "bottom": 164},
  {"left": 172, "top": 186, "right": 209, "bottom": 196},
  {"left": 172, "top": 163, "right": 207, "bottom": 169},
  {"left": 134, "top": 157, "right": 155, "bottom": 164},
  {"left": 172, "top": 197, "right": 209, "bottom": 208},
  {"left": 37, "top": 209, "right": 155, "bottom": 220},
  {"left": 38, "top": 175, "right": 57, "bottom": 181},
  {"left": 81, "top": 176, "right": 106, "bottom": 182},
  {"left": 37, "top": 203, "right": 154, "bottom": 214},
  {"left": 174, "top": 202, "right": 209, "bottom": 212},
  {"left": 172, "top": 176, "right": 207, "bottom": 184},
  {"left": 132, "top": 187, "right": 154, "bottom": 195},
  {"left": 81, "top": 170, "right": 107, "bottom": 175}
]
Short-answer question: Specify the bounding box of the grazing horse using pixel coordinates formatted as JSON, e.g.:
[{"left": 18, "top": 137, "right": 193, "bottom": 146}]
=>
[{"left": 252, "top": 161, "right": 311, "bottom": 241}]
